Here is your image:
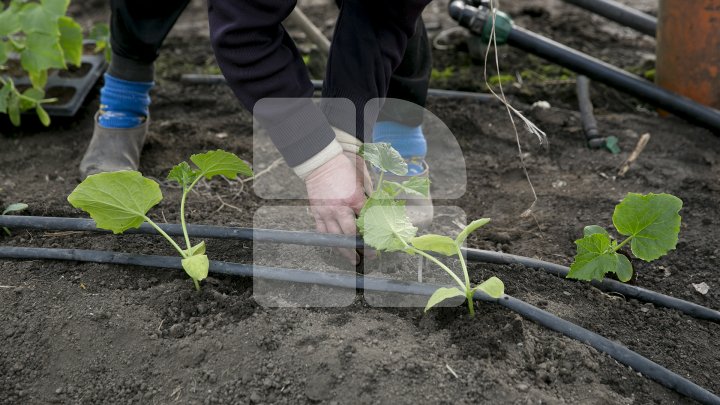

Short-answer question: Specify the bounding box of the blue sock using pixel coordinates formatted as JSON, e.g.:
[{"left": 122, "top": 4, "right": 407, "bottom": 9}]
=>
[
  {"left": 372, "top": 121, "right": 427, "bottom": 175},
  {"left": 98, "top": 73, "right": 153, "bottom": 129}
]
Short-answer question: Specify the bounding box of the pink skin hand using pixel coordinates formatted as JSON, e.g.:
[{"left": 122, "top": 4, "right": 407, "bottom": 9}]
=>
[{"left": 304, "top": 152, "right": 373, "bottom": 264}]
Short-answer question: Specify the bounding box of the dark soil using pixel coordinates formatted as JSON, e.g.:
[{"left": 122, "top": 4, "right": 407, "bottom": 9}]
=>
[
  {"left": 57, "top": 63, "right": 93, "bottom": 79},
  {"left": 1, "top": 1, "right": 719, "bottom": 404}
]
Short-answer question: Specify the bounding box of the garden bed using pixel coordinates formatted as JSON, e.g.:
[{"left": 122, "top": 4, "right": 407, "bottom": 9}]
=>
[{"left": 1, "top": 0, "right": 718, "bottom": 404}]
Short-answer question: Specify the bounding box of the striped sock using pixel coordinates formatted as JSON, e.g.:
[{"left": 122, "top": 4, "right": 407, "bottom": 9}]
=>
[{"left": 98, "top": 73, "right": 153, "bottom": 129}]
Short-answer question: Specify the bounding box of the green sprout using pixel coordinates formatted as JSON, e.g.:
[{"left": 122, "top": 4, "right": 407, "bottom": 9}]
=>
[
  {"left": 0, "top": 0, "right": 85, "bottom": 126},
  {"left": 2, "top": 202, "right": 28, "bottom": 235},
  {"left": 68, "top": 150, "right": 253, "bottom": 290},
  {"left": 357, "top": 143, "right": 504, "bottom": 316},
  {"left": 567, "top": 193, "right": 683, "bottom": 282}
]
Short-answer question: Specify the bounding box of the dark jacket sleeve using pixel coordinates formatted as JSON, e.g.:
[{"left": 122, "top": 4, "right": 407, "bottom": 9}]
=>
[{"left": 208, "top": 0, "right": 336, "bottom": 167}]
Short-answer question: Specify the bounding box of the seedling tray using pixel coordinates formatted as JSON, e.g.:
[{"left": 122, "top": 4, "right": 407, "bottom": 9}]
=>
[{"left": 5, "top": 41, "right": 107, "bottom": 118}]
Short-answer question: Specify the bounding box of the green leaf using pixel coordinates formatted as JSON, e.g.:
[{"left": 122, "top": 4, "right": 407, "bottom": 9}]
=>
[
  {"left": 58, "top": 16, "right": 83, "bottom": 67},
  {"left": 35, "top": 105, "right": 50, "bottom": 126},
  {"left": 455, "top": 218, "right": 491, "bottom": 246},
  {"left": 612, "top": 193, "right": 683, "bottom": 261},
  {"left": 21, "top": 32, "right": 66, "bottom": 75},
  {"left": 42, "top": 0, "right": 70, "bottom": 18},
  {"left": 583, "top": 225, "right": 609, "bottom": 238},
  {"left": 3, "top": 203, "right": 28, "bottom": 215},
  {"left": 89, "top": 22, "right": 109, "bottom": 48},
  {"left": 67, "top": 171, "right": 163, "bottom": 234},
  {"left": 411, "top": 234, "right": 457, "bottom": 256},
  {"left": 360, "top": 143, "right": 408, "bottom": 175},
  {"left": 28, "top": 70, "right": 48, "bottom": 89},
  {"left": 19, "top": 3, "right": 59, "bottom": 35},
  {"left": 425, "top": 287, "right": 465, "bottom": 312},
  {"left": 0, "top": 5, "right": 21, "bottom": 36},
  {"left": 0, "top": 40, "right": 9, "bottom": 65},
  {"left": 614, "top": 254, "right": 633, "bottom": 282},
  {"left": 190, "top": 149, "right": 253, "bottom": 180},
  {"left": 183, "top": 241, "right": 206, "bottom": 257},
  {"left": 567, "top": 233, "right": 634, "bottom": 281},
  {"left": 382, "top": 176, "right": 430, "bottom": 198},
  {"left": 472, "top": 276, "right": 505, "bottom": 298},
  {"left": 8, "top": 90, "right": 20, "bottom": 126},
  {"left": 89, "top": 22, "right": 111, "bottom": 61},
  {"left": 20, "top": 87, "right": 44, "bottom": 110},
  {"left": 0, "top": 82, "right": 10, "bottom": 114},
  {"left": 400, "top": 176, "right": 430, "bottom": 196},
  {"left": 356, "top": 189, "right": 393, "bottom": 234},
  {"left": 361, "top": 202, "right": 417, "bottom": 252},
  {"left": 167, "top": 161, "right": 200, "bottom": 189},
  {"left": 182, "top": 254, "right": 209, "bottom": 282}
]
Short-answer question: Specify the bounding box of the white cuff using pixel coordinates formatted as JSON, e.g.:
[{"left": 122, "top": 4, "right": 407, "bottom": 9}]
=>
[
  {"left": 292, "top": 139, "right": 343, "bottom": 180},
  {"left": 333, "top": 127, "right": 363, "bottom": 154}
]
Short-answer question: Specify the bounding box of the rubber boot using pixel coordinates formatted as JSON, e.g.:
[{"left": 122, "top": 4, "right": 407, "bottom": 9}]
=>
[{"left": 79, "top": 112, "right": 149, "bottom": 178}]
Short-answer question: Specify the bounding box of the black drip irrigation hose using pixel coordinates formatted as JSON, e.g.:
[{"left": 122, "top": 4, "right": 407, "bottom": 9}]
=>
[
  {"left": 576, "top": 75, "right": 605, "bottom": 148},
  {"left": 560, "top": 0, "right": 657, "bottom": 37},
  {"left": 448, "top": 1, "right": 720, "bottom": 134},
  {"left": 180, "top": 74, "right": 497, "bottom": 103},
  {"left": 2, "top": 215, "right": 719, "bottom": 323},
  {"left": 0, "top": 245, "right": 718, "bottom": 405}
]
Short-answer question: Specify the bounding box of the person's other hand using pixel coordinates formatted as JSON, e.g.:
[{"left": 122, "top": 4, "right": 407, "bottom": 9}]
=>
[{"left": 305, "top": 153, "right": 369, "bottom": 264}]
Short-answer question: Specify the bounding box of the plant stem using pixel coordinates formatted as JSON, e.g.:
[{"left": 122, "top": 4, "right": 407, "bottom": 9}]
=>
[
  {"left": 143, "top": 216, "right": 187, "bottom": 258},
  {"left": 455, "top": 245, "right": 476, "bottom": 316},
  {"left": 407, "top": 247, "right": 465, "bottom": 291},
  {"left": 193, "top": 279, "right": 200, "bottom": 291},
  {"left": 467, "top": 291, "right": 475, "bottom": 317},
  {"left": 456, "top": 245, "right": 471, "bottom": 290},
  {"left": 376, "top": 172, "right": 385, "bottom": 194},
  {"left": 614, "top": 235, "right": 634, "bottom": 252},
  {"left": 179, "top": 187, "right": 192, "bottom": 250},
  {"left": 180, "top": 176, "right": 204, "bottom": 250}
]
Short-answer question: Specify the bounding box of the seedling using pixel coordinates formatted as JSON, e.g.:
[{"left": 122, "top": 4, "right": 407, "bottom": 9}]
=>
[
  {"left": 68, "top": 150, "right": 253, "bottom": 290},
  {"left": 567, "top": 193, "right": 682, "bottom": 282},
  {"left": 357, "top": 143, "right": 504, "bottom": 316},
  {"left": 87, "top": 22, "right": 111, "bottom": 62},
  {"left": 1, "top": 0, "right": 87, "bottom": 126},
  {"left": 2, "top": 202, "right": 28, "bottom": 235}
]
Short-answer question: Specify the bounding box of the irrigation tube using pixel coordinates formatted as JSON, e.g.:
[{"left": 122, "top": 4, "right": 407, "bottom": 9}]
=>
[
  {"left": 0, "top": 246, "right": 718, "bottom": 405},
  {"left": 576, "top": 75, "right": 605, "bottom": 148},
  {"left": 560, "top": 0, "right": 657, "bottom": 37},
  {"left": 1, "top": 215, "right": 719, "bottom": 323},
  {"left": 180, "top": 74, "right": 497, "bottom": 103},
  {"left": 448, "top": 1, "right": 720, "bottom": 133}
]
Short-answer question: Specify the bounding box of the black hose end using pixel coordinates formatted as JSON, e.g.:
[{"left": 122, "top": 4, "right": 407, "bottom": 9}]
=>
[
  {"left": 448, "top": 0, "right": 466, "bottom": 20},
  {"left": 587, "top": 137, "right": 606, "bottom": 149},
  {"left": 449, "top": 1, "right": 485, "bottom": 35}
]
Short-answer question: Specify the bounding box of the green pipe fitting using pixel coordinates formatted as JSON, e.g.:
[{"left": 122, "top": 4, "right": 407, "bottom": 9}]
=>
[{"left": 481, "top": 9, "right": 513, "bottom": 45}]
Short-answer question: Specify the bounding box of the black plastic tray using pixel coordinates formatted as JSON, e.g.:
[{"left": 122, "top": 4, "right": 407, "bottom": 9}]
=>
[{"left": 6, "top": 41, "right": 107, "bottom": 118}]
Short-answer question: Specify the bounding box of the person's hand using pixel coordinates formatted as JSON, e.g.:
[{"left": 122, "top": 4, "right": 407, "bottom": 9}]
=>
[
  {"left": 304, "top": 152, "right": 370, "bottom": 264},
  {"left": 344, "top": 151, "right": 373, "bottom": 196}
]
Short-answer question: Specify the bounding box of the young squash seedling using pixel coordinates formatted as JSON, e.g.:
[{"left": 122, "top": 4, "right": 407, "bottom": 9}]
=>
[
  {"left": 1, "top": 0, "right": 86, "bottom": 126},
  {"left": 357, "top": 143, "right": 504, "bottom": 316},
  {"left": 68, "top": 150, "right": 253, "bottom": 290},
  {"left": 2, "top": 202, "right": 28, "bottom": 235},
  {"left": 567, "top": 193, "right": 682, "bottom": 282}
]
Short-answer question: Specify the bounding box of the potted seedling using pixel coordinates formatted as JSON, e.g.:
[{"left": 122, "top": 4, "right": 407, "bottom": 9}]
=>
[
  {"left": 68, "top": 150, "right": 253, "bottom": 290},
  {"left": 567, "top": 193, "right": 682, "bottom": 282},
  {"left": 357, "top": 143, "right": 504, "bottom": 316},
  {"left": 1, "top": 0, "right": 108, "bottom": 125}
]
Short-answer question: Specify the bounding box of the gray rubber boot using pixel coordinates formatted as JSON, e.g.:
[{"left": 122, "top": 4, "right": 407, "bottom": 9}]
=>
[
  {"left": 384, "top": 161, "right": 434, "bottom": 228},
  {"left": 79, "top": 112, "right": 149, "bottom": 178}
]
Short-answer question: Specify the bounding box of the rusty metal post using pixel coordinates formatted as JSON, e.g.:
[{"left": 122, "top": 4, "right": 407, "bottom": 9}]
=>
[{"left": 656, "top": 0, "right": 720, "bottom": 109}]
